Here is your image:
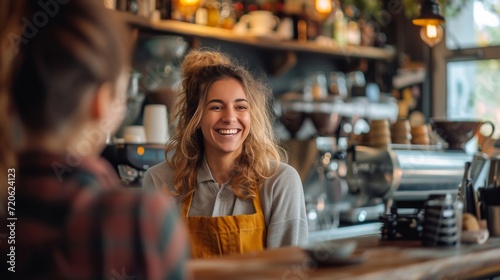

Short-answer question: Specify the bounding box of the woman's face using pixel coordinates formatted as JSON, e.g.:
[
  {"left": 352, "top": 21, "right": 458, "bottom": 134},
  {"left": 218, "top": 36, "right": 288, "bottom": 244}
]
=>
[{"left": 200, "top": 78, "right": 251, "bottom": 158}]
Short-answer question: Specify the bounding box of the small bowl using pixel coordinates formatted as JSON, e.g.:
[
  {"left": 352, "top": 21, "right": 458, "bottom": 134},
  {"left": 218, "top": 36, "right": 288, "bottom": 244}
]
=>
[{"left": 430, "top": 119, "right": 481, "bottom": 150}]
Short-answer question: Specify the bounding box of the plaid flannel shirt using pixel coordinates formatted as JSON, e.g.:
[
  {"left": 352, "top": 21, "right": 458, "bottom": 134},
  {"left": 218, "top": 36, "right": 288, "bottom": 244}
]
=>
[{"left": 3, "top": 151, "right": 189, "bottom": 280}]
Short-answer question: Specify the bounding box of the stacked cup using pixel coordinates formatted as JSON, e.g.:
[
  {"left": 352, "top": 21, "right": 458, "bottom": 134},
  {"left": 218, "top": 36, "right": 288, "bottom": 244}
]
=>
[
  {"left": 143, "top": 104, "right": 169, "bottom": 144},
  {"left": 411, "top": 124, "right": 431, "bottom": 145},
  {"left": 368, "top": 119, "right": 391, "bottom": 149},
  {"left": 123, "top": 125, "right": 147, "bottom": 143},
  {"left": 391, "top": 119, "right": 412, "bottom": 145}
]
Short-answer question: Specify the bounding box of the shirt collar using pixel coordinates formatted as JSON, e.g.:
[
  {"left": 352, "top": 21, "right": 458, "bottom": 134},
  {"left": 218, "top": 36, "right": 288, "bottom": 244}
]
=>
[{"left": 196, "top": 155, "right": 216, "bottom": 183}]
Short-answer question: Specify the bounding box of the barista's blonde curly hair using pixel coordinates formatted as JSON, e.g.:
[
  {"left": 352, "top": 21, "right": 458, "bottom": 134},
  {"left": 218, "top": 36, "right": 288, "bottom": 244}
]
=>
[{"left": 166, "top": 49, "right": 285, "bottom": 200}]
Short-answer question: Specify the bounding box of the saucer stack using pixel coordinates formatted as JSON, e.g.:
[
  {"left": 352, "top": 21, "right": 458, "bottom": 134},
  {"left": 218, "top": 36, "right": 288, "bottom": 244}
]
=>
[
  {"left": 411, "top": 124, "right": 431, "bottom": 145},
  {"left": 391, "top": 119, "right": 411, "bottom": 145},
  {"left": 368, "top": 119, "right": 391, "bottom": 149}
]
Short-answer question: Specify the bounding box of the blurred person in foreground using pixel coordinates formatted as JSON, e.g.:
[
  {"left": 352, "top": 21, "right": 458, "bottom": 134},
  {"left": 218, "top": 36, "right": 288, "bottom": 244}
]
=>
[
  {"left": 143, "top": 50, "right": 308, "bottom": 258},
  {"left": 0, "top": 0, "right": 22, "bottom": 222},
  {"left": 0, "top": 0, "right": 189, "bottom": 279}
]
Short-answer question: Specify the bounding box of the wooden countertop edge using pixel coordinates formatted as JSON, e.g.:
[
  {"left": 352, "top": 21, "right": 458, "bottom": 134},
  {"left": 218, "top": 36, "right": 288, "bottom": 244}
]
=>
[
  {"left": 345, "top": 245, "right": 500, "bottom": 280},
  {"left": 188, "top": 237, "right": 500, "bottom": 279}
]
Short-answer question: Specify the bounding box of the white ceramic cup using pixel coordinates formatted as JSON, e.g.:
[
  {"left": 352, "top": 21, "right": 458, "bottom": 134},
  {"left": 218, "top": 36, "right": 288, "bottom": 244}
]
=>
[
  {"left": 240, "top": 11, "right": 280, "bottom": 36},
  {"left": 123, "top": 125, "right": 146, "bottom": 143},
  {"left": 143, "top": 104, "right": 169, "bottom": 144}
]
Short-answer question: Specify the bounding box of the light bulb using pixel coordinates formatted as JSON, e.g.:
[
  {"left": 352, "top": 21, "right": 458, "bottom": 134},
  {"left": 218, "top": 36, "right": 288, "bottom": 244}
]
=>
[
  {"left": 315, "top": 0, "right": 332, "bottom": 15},
  {"left": 174, "top": 0, "right": 202, "bottom": 22},
  {"left": 420, "top": 24, "right": 444, "bottom": 47}
]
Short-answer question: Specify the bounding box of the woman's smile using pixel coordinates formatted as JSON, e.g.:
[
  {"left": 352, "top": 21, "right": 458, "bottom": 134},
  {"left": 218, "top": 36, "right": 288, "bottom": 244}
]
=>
[{"left": 216, "top": 128, "right": 241, "bottom": 135}]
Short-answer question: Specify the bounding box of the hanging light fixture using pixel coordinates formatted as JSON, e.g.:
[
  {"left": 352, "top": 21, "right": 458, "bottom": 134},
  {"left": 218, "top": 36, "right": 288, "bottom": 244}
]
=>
[{"left": 412, "top": 0, "right": 445, "bottom": 47}]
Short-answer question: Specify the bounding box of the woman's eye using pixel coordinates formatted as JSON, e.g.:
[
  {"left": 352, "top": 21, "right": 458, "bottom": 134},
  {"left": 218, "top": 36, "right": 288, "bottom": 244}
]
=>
[
  {"left": 236, "top": 105, "right": 247, "bottom": 110},
  {"left": 210, "top": 106, "right": 222, "bottom": 111}
]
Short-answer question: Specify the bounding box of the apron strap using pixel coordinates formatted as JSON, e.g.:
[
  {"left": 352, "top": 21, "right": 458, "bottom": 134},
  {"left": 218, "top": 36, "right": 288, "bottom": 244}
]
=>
[{"left": 251, "top": 189, "right": 264, "bottom": 215}]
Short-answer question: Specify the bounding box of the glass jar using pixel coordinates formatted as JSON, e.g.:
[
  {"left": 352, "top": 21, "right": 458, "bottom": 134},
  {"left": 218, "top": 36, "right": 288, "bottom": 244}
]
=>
[
  {"left": 329, "top": 71, "right": 347, "bottom": 97},
  {"left": 310, "top": 72, "right": 328, "bottom": 99}
]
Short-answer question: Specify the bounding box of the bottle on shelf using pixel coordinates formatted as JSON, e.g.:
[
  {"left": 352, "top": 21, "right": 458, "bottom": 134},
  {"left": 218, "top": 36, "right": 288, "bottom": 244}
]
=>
[
  {"left": 204, "top": 0, "right": 220, "bottom": 27},
  {"left": 329, "top": 71, "right": 348, "bottom": 97},
  {"left": 346, "top": 20, "right": 361, "bottom": 46},
  {"left": 310, "top": 72, "right": 328, "bottom": 99},
  {"left": 333, "top": 7, "right": 347, "bottom": 47},
  {"left": 219, "top": 0, "right": 236, "bottom": 29},
  {"left": 283, "top": 0, "right": 304, "bottom": 41}
]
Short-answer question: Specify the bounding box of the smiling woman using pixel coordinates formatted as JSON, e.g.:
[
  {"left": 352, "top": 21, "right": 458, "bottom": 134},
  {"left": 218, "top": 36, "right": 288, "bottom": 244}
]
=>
[{"left": 143, "top": 50, "right": 308, "bottom": 258}]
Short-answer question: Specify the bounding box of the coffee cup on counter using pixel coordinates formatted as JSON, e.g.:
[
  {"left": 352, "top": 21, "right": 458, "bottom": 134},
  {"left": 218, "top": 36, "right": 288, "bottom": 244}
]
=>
[{"left": 123, "top": 125, "right": 147, "bottom": 143}]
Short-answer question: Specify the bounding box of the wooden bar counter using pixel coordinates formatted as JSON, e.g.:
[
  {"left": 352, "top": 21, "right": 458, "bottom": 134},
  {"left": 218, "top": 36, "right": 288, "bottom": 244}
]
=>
[{"left": 187, "top": 236, "right": 500, "bottom": 279}]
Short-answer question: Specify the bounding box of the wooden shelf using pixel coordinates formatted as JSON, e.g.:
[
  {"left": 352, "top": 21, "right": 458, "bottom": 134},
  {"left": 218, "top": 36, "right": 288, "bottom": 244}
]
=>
[{"left": 119, "top": 12, "right": 396, "bottom": 61}]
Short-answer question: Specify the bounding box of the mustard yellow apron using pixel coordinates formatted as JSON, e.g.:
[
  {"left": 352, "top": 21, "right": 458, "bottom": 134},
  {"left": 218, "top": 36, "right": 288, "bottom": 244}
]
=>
[{"left": 181, "top": 191, "right": 267, "bottom": 259}]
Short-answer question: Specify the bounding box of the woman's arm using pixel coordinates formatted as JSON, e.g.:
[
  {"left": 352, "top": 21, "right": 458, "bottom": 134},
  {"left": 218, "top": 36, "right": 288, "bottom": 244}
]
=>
[{"left": 265, "top": 164, "right": 308, "bottom": 248}]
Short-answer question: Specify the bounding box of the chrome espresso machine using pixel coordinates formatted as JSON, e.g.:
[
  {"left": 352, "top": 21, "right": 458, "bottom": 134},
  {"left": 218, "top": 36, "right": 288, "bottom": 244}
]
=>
[
  {"left": 303, "top": 141, "right": 472, "bottom": 229},
  {"left": 345, "top": 145, "right": 472, "bottom": 208},
  {"left": 344, "top": 144, "right": 477, "bottom": 240}
]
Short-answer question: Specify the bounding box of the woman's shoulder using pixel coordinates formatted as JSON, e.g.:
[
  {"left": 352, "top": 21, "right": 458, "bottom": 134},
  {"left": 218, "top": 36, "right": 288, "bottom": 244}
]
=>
[
  {"left": 263, "top": 161, "right": 302, "bottom": 192},
  {"left": 270, "top": 161, "right": 300, "bottom": 179},
  {"left": 145, "top": 161, "right": 172, "bottom": 177},
  {"left": 260, "top": 161, "right": 304, "bottom": 204},
  {"left": 142, "top": 161, "right": 174, "bottom": 191}
]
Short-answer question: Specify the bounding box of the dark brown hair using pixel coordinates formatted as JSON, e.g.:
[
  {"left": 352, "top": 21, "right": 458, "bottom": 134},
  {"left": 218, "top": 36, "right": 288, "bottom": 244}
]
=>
[
  {"left": 10, "top": 0, "right": 131, "bottom": 132},
  {"left": 0, "top": 0, "right": 26, "bottom": 218}
]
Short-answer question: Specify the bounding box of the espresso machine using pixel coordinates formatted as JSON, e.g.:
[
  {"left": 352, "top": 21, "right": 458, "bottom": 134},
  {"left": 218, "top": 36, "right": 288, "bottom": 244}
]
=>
[
  {"left": 342, "top": 144, "right": 473, "bottom": 239},
  {"left": 102, "top": 143, "right": 165, "bottom": 188},
  {"left": 345, "top": 145, "right": 472, "bottom": 207}
]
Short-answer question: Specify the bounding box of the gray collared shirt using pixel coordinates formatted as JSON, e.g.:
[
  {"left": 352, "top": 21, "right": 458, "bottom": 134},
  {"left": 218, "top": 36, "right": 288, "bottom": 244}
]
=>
[{"left": 142, "top": 159, "right": 308, "bottom": 248}]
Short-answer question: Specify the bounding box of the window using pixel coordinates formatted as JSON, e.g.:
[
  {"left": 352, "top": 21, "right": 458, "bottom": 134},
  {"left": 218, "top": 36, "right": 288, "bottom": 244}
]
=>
[
  {"left": 444, "top": 0, "right": 500, "bottom": 137},
  {"left": 446, "top": 0, "right": 500, "bottom": 49}
]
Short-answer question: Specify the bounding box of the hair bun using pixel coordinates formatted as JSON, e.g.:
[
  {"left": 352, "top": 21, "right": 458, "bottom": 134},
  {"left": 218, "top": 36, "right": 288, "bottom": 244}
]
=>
[{"left": 181, "top": 50, "right": 232, "bottom": 79}]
